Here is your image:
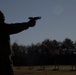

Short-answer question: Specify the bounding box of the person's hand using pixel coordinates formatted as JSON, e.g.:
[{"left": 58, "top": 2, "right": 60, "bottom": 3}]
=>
[
  {"left": 28, "top": 17, "right": 41, "bottom": 27},
  {"left": 28, "top": 19, "right": 36, "bottom": 27}
]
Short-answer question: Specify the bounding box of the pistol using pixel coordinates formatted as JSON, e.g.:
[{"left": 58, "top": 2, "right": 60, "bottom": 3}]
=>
[{"left": 29, "top": 17, "right": 41, "bottom": 20}]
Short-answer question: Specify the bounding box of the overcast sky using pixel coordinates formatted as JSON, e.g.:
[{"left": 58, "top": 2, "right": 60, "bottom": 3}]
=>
[{"left": 0, "top": 0, "right": 76, "bottom": 45}]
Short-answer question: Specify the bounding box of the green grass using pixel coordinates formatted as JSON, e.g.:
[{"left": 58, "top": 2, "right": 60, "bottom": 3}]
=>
[{"left": 13, "top": 65, "right": 76, "bottom": 75}]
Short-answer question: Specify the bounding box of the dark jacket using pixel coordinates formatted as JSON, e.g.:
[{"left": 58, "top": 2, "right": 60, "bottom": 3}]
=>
[{"left": 0, "top": 22, "right": 29, "bottom": 56}]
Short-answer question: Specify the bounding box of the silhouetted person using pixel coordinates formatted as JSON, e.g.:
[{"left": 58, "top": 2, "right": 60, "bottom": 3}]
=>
[{"left": 0, "top": 11, "right": 40, "bottom": 75}]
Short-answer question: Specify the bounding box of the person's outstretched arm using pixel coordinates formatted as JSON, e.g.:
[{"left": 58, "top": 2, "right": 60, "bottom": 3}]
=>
[{"left": 7, "top": 20, "right": 36, "bottom": 35}]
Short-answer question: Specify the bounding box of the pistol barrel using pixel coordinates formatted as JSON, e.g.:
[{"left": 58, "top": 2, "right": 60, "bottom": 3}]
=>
[{"left": 29, "top": 17, "right": 41, "bottom": 20}]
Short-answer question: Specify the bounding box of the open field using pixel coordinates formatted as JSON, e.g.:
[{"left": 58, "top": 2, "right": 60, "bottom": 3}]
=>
[{"left": 13, "top": 65, "right": 76, "bottom": 75}]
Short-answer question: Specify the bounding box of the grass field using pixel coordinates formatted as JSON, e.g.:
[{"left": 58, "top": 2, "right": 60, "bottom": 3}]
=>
[{"left": 13, "top": 65, "right": 76, "bottom": 75}]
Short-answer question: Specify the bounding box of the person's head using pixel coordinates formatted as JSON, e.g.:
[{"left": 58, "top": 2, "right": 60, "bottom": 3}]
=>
[{"left": 0, "top": 11, "right": 5, "bottom": 23}]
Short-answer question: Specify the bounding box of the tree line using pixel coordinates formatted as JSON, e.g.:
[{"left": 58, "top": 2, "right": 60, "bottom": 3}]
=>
[{"left": 11, "top": 38, "right": 76, "bottom": 66}]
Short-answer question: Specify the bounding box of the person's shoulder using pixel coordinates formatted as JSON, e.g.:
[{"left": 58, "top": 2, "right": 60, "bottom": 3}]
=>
[{"left": 3, "top": 23, "right": 11, "bottom": 26}]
